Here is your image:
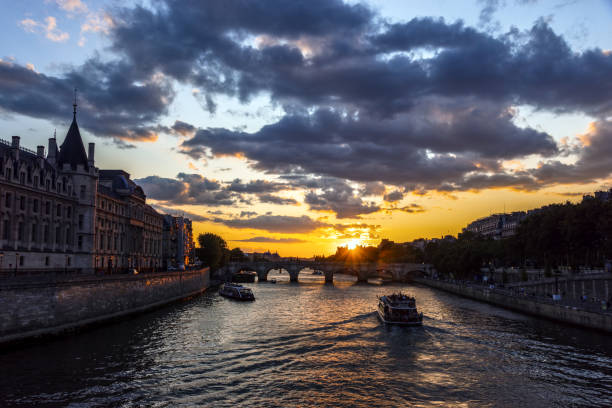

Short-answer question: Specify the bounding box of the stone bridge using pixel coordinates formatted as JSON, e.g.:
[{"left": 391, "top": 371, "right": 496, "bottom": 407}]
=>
[{"left": 219, "top": 260, "right": 432, "bottom": 283}]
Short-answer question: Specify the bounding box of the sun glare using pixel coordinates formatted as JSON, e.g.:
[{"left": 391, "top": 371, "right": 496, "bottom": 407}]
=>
[{"left": 346, "top": 239, "right": 361, "bottom": 250}]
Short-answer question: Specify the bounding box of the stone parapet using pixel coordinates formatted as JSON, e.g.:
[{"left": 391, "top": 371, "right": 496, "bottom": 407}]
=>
[
  {"left": 0, "top": 268, "right": 209, "bottom": 346},
  {"left": 414, "top": 277, "right": 612, "bottom": 334}
]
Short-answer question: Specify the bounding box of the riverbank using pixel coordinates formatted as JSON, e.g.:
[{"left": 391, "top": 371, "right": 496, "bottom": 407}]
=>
[
  {"left": 0, "top": 268, "right": 210, "bottom": 347},
  {"left": 414, "top": 277, "right": 612, "bottom": 334}
]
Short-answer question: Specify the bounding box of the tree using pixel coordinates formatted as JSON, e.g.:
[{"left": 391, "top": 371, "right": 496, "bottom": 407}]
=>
[
  {"left": 229, "top": 247, "right": 246, "bottom": 262},
  {"left": 197, "top": 233, "right": 227, "bottom": 271}
]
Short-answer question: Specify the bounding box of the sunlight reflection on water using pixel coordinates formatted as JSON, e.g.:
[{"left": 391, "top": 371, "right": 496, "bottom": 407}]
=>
[{"left": 1, "top": 277, "right": 611, "bottom": 407}]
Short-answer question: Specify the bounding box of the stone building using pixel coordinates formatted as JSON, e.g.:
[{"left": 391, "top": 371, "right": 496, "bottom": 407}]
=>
[
  {"left": 463, "top": 211, "right": 526, "bottom": 240},
  {"left": 162, "top": 215, "right": 194, "bottom": 269},
  {"left": 0, "top": 103, "right": 163, "bottom": 275},
  {"left": 95, "top": 171, "right": 163, "bottom": 273}
]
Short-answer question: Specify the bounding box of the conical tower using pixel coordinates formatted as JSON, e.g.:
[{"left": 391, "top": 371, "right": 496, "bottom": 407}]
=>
[{"left": 57, "top": 90, "right": 98, "bottom": 273}]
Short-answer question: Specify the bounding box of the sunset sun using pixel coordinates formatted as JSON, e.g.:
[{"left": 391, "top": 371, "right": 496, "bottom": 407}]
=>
[{"left": 346, "top": 239, "right": 362, "bottom": 250}]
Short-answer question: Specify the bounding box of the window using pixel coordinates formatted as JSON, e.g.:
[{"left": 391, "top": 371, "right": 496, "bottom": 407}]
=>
[
  {"left": 78, "top": 235, "right": 83, "bottom": 249},
  {"left": 67, "top": 257, "right": 71, "bottom": 266},
  {"left": 44, "top": 225, "right": 49, "bottom": 243},
  {"left": 56, "top": 204, "right": 61, "bottom": 217},
  {"left": 19, "top": 196, "right": 25, "bottom": 210},
  {"left": 80, "top": 185, "right": 86, "bottom": 199},
  {"left": 19, "top": 172, "right": 25, "bottom": 184},
  {"left": 66, "top": 207, "right": 71, "bottom": 218},
  {"left": 5, "top": 193, "right": 11, "bottom": 207},
  {"left": 46, "top": 180, "right": 50, "bottom": 190},
  {"left": 17, "top": 222, "right": 23, "bottom": 241},
  {"left": 45, "top": 201, "right": 50, "bottom": 215},
  {"left": 55, "top": 226, "right": 61, "bottom": 244},
  {"left": 78, "top": 214, "right": 84, "bottom": 229},
  {"left": 3, "top": 219, "right": 10, "bottom": 240},
  {"left": 45, "top": 256, "right": 49, "bottom": 266},
  {"left": 33, "top": 199, "right": 39, "bottom": 213},
  {"left": 66, "top": 228, "right": 71, "bottom": 244},
  {"left": 19, "top": 256, "right": 24, "bottom": 266},
  {"left": 31, "top": 224, "right": 37, "bottom": 243},
  {"left": 6, "top": 169, "right": 11, "bottom": 180},
  {"left": 33, "top": 176, "right": 38, "bottom": 187}
]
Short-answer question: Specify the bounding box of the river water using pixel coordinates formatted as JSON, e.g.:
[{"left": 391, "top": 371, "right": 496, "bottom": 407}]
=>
[{"left": 1, "top": 272, "right": 611, "bottom": 407}]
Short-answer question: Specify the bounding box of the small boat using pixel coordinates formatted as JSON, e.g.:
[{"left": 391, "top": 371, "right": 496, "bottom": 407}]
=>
[
  {"left": 377, "top": 292, "right": 423, "bottom": 326},
  {"left": 269, "top": 279, "right": 277, "bottom": 284},
  {"left": 219, "top": 283, "right": 255, "bottom": 301},
  {"left": 311, "top": 270, "right": 323, "bottom": 275}
]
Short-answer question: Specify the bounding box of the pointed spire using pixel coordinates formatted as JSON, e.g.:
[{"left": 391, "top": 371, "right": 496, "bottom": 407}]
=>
[
  {"left": 58, "top": 92, "right": 89, "bottom": 171},
  {"left": 73, "top": 88, "right": 78, "bottom": 118}
]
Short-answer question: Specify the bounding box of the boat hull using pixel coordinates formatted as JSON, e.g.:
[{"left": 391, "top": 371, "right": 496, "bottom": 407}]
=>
[
  {"left": 219, "top": 291, "right": 254, "bottom": 301},
  {"left": 377, "top": 308, "right": 423, "bottom": 326}
]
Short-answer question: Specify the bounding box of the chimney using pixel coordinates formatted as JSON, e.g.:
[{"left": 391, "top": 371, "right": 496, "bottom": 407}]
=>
[
  {"left": 11, "top": 136, "right": 20, "bottom": 148},
  {"left": 88, "top": 143, "right": 95, "bottom": 165},
  {"left": 37, "top": 145, "right": 45, "bottom": 157},
  {"left": 48, "top": 137, "right": 57, "bottom": 165}
]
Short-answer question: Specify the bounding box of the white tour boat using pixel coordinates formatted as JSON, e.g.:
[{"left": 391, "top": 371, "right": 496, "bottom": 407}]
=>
[
  {"left": 219, "top": 282, "right": 255, "bottom": 301},
  {"left": 377, "top": 292, "right": 423, "bottom": 325}
]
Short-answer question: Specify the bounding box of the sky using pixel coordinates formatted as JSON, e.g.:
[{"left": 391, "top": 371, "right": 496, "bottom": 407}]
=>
[{"left": 1, "top": 0, "right": 612, "bottom": 257}]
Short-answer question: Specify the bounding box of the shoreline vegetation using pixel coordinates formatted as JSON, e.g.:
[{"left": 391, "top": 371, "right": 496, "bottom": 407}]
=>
[{"left": 197, "top": 198, "right": 611, "bottom": 286}]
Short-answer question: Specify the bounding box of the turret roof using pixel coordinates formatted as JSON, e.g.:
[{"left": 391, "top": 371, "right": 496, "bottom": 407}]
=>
[{"left": 57, "top": 108, "right": 89, "bottom": 171}]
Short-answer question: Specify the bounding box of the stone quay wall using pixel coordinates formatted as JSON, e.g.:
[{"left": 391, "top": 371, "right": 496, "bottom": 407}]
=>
[
  {"left": 414, "top": 277, "right": 612, "bottom": 334},
  {"left": 0, "top": 268, "right": 210, "bottom": 346}
]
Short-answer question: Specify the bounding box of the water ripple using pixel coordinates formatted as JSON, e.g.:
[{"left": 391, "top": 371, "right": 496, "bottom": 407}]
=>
[{"left": 1, "top": 282, "right": 612, "bottom": 407}]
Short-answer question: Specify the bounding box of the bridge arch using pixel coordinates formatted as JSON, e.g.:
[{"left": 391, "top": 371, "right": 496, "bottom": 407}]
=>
[{"left": 222, "top": 261, "right": 431, "bottom": 283}]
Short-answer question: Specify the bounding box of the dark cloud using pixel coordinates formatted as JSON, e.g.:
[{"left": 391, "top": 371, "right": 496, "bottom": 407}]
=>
[
  {"left": 171, "top": 120, "right": 197, "bottom": 137},
  {"left": 532, "top": 120, "right": 612, "bottom": 185},
  {"left": 135, "top": 173, "right": 234, "bottom": 205},
  {"left": 0, "top": 58, "right": 174, "bottom": 143},
  {"left": 108, "top": 1, "right": 612, "bottom": 117},
  {"left": 477, "top": 0, "right": 503, "bottom": 27},
  {"left": 181, "top": 104, "right": 556, "bottom": 191},
  {"left": 258, "top": 194, "right": 298, "bottom": 205},
  {"left": 393, "top": 203, "right": 425, "bottom": 213},
  {"left": 4, "top": 0, "right": 612, "bottom": 194},
  {"left": 136, "top": 175, "right": 185, "bottom": 200},
  {"left": 233, "top": 236, "right": 307, "bottom": 243},
  {"left": 215, "top": 214, "right": 329, "bottom": 233},
  {"left": 303, "top": 177, "right": 379, "bottom": 218},
  {"left": 383, "top": 190, "right": 404, "bottom": 202},
  {"left": 226, "top": 178, "right": 287, "bottom": 193},
  {"left": 150, "top": 204, "right": 209, "bottom": 222}
]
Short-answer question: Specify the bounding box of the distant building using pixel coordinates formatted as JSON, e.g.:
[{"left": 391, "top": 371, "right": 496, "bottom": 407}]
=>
[
  {"left": 595, "top": 190, "right": 612, "bottom": 201},
  {"left": 247, "top": 251, "right": 281, "bottom": 261},
  {"left": 463, "top": 211, "right": 526, "bottom": 240},
  {"left": 162, "top": 215, "right": 195, "bottom": 269},
  {"left": 0, "top": 102, "right": 164, "bottom": 274}
]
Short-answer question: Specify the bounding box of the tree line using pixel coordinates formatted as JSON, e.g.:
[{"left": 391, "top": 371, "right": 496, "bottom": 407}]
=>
[
  {"left": 423, "top": 198, "right": 612, "bottom": 279},
  {"left": 195, "top": 233, "right": 247, "bottom": 271},
  {"left": 195, "top": 198, "right": 612, "bottom": 278}
]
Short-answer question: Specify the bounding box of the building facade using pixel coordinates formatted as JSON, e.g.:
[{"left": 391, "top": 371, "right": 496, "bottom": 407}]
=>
[
  {"left": 162, "top": 215, "right": 195, "bottom": 269},
  {"left": 0, "top": 105, "right": 164, "bottom": 275},
  {"left": 463, "top": 211, "right": 526, "bottom": 240}
]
